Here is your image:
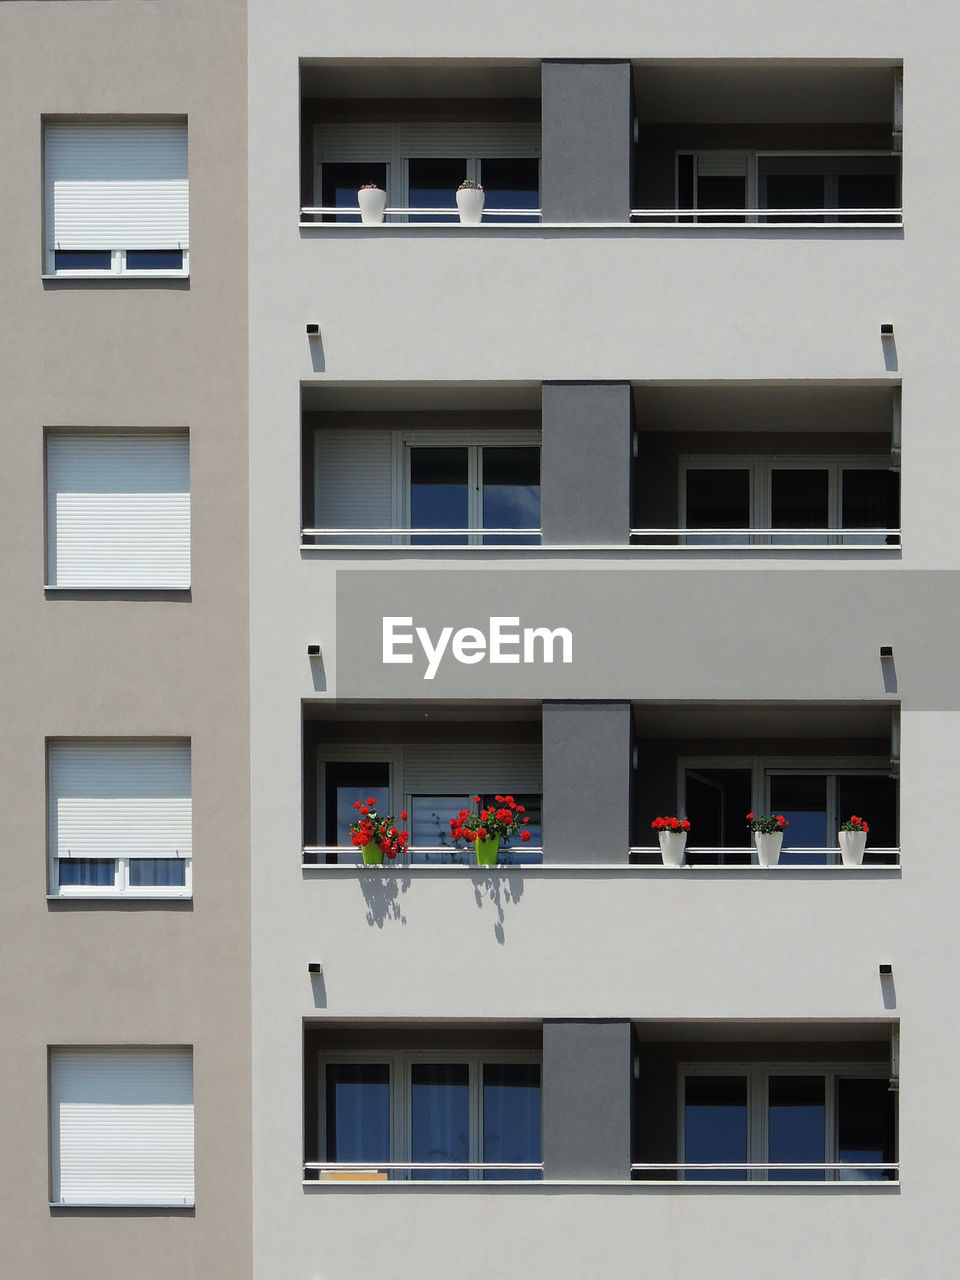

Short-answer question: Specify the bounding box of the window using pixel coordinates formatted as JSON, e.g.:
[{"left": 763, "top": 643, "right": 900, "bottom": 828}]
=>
[
  {"left": 318, "top": 1051, "right": 541, "bottom": 1181},
  {"left": 315, "top": 743, "right": 542, "bottom": 864},
  {"left": 680, "top": 1063, "right": 896, "bottom": 1181},
  {"left": 310, "top": 428, "right": 540, "bottom": 546},
  {"left": 46, "top": 432, "right": 190, "bottom": 589},
  {"left": 681, "top": 758, "right": 897, "bottom": 865},
  {"left": 681, "top": 457, "right": 899, "bottom": 545},
  {"left": 44, "top": 121, "right": 188, "bottom": 275},
  {"left": 676, "top": 151, "right": 900, "bottom": 222},
  {"left": 50, "top": 1049, "right": 194, "bottom": 1205},
  {"left": 48, "top": 740, "right": 192, "bottom": 897},
  {"left": 313, "top": 122, "right": 540, "bottom": 221}
]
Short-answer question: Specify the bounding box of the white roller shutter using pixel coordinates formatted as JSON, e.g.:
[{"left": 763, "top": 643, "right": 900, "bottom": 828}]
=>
[
  {"left": 50, "top": 1050, "right": 194, "bottom": 1206},
  {"left": 403, "top": 743, "right": 541, "bottom": 795},
  {"left": 45, "top": 121, "right": 189, "bottom": 252},
  {"left": 396, "top": 122, "right": 541, "bottom": 159},
  {"left": 313, "top": 123, "right": 392, "bottom": 164},
  {"left": 49, "top": 740, "right": 192, "bottom": 861},
  {"left": 314, "top": 429, "right": 395, "bottom": 535},
  {"left": 47, "top": 432, "right": 190, "bottom": 589},
  {"left": 696, "top": 151, "right": 749, "bottom": 178}
]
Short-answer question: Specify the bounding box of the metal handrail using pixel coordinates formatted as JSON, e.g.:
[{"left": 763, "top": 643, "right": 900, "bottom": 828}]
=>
[
  {"left": 300, "top": 206, "right": 542, "bottom": 220},
  {"left": 631, "top": 845, "right": 900, "bottom": 864},
  {"left": 302, "top": 844, "right": 544, "bottom": 865},
  {"left": 631, "top": 206, "right": 903, "bottom": 223},
  {"left": 305, "top": 1161, "right": 543, "bottom": 1172},
  {"left": 302, "top": 527, "right": 541, "bottom": 538},
  {"left": 632, "top": 1161, "right": 898, "bottom": 1174}
]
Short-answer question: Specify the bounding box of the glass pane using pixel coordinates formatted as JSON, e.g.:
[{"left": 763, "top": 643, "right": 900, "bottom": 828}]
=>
[
  {"left": 483, "top": 1063, "right": 541, "bottom": 1179},
  {"left": 836, "top": 775, "right": 898, "bottom": 859},
  {"left": 57, "top": 858, "right": 116, "bottom": 887},
  {"left": 126, "top": 250, "right": 183, "bottom": 270},
  {"left": 683, "top": 768, "right": 752, "bottom": 864},
  {"left": 769, "top": 774, "right": 828, "bottom": 862},
  {"left": 321, "top": 162, "right": 388, "bottom": 223},
  {"left": 54, "top": 250, "right": 111, "bottom": 271},
  {"left": 770, "top": 469, "right": 829, "bottom": 543},
  {"left": 841, "top": 470, "right": 900, "bottom": 543},
  {"left": 684, "top": 1075, "right": 748, "bottom": 1179},
  {"left": 410, "top": 446, "right": 469, "bottom": 544},
  {"left": 697, "top": 175, "right": 746, "bottom": 222},
  {"left": 409, "top": 796, "right": 472, "bottom": 864},
  {"left": 768, "top": 1076, "right": 825, "bottom": 1180},
  {"left": 408, "top": 157, "right": 465, "bottom": 222},
  {"left": 324, "top": 762, "right": 390, "bottom": 848},
  {"left": 411, "top": 1063, "right": 470, "bottom": 1179},
  {"left": 325, "top": 1063, "right": 391, "bottom": 1166},
  {"left": 838, "top": 172, "right": 899, "bottom": 222},
  {"left": 482, "top": 446, "right": 540, "bottom": 545},
  {"left": 677, "top": 155, "right": 694, "bottom": 211},
  {"left": 685, "top": 469, "right": 750, "bottom": 544},
  {"left": 129, "top": 859, "right": 186, "bottom": 887},
  {"left": 478, "top": 157, "right": 539, "bottom": 212},
  {"left": 838, "top": 1077, "right": 896, "bottom": 1180},
  {"left": 764, "top": 173, "right": 825, "bottom": 222}
]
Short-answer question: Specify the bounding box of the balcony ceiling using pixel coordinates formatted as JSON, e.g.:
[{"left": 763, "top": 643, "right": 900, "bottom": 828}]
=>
[
  {"left": 632, "top": 703, "right": 894, "bottom": 740},
  {"left": 301, "top": 382, "right": 541, "bottom": 413},
  {"left": 633, "top": 62, "right": 896, "bottom": 124},
  {"left": 633, "top": 1019, "right": 894, "bottom": 1043},
  {"left": 634, "top": 383, "right": 895, "bottom": 434},
  {"left": 300, "top": 59, "right": 540, "bottom": 100}
]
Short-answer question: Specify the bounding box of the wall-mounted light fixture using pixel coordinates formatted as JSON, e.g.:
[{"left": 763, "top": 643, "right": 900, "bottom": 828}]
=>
[
  {"left": 308, "top": 962, "right": 323, "bottom": 975},
  {"left": 880, "top": 323, "right": 894, "bottom": 337},
  {"left": 307, "top": 644, "right": 321, "bottom": 657},
  {"left": 879, "top": 963, "right": 893, "bottom": 976},
  {"left": 880, "top": 645, "right": 894, "bottom": 659},
  {"left": 306, "top": 323, "right": 320, "bottom": 337}
]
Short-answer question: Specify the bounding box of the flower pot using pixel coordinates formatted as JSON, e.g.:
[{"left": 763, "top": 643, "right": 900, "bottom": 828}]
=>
[
  {"left": 658, "top": 830, "right": 687, "bottom": 867},
  {"left": 838, "top": 829, "right": 867, "bottom": 866},
  {"left": 361, "top": 841, "right": 384, "bottom": 866},
  {"left": 755, "top": 832, "right": 783, "bottom": 867},
  {"left": 456, "top": 187, "right": 485, "bottom": 225},
  {"left": 357, "top": 187, "right": 387, "bottom": 225},
  {"left": 475, "top": 835, "right": 501, "bottom": 867}
]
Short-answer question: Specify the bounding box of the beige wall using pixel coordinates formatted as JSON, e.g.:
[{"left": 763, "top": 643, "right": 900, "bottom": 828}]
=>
[{"left": 0, "top": 3, "right": 250, "bottom": 1278}]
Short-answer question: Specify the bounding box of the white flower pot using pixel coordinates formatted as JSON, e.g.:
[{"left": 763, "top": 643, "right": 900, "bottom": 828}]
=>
[
  {"left": 456, "top": 187, "right": 485, "bottom": 224},
  {"left": 658, "top": 830, "right": 687, "bottom": 867},
  {"left": 755, "top": 831, "right": 783, "bottom": 867},
  {"left": 357, "top": 187, "right": 387, "bottom": 225},
  {"left": 838, "top": 829, "right": 867, "bottom": 866}
]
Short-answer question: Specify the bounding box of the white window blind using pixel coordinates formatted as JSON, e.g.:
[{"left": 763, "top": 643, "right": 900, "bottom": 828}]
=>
[
  {"left": 50, "top": 1050, "right": 194, "bottom": 1206},
  {"left": 44, "top": 121, "right": 189, "bottom": 252},
  {"left": 314, "top": 429, "right": 395, "bottom": 532},
  {"left": 49, "top": 740, "right": 192, "bottom": 861},
  {"left": 403, "top": 743, "right": 542, "bottom": 795},
  {"left": 47, "top": 432, "right": 190, "bottom": 589},
  {"left": 696, "top": 151, "right": 750, "bottom": 178}
]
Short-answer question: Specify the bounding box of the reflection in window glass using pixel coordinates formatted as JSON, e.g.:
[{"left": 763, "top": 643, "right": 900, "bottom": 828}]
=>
[
  {"left": 769, "top": 774, "right": 828, "bottom": 862},
  {"left": 768, "top": 1076, "right": 825, "bottom": 1180},
  {"left": 409, "top": 796, "right": 472, "bottom": 863},
  {"left": 838, "top": 1078, "right": 896, "bottom": 1180},
  {"left": 58, "top": 858, "right": 116, "bottom": 887},
  {"left": 129, "top": 859, "right": 187, "bottom": 887},
  {"left": 321, "top": 162, "right": 388, "bottom": 223},
  {"left": 411, "top": 1063, "right": 470, "bottom": 1179},
  {"left": 479, "top": 157, "right": 539, "bottom": 211},
  {"left": 410, "top": 447, "right": 469, "bottom": 544},
  {"left": 325, "top": 1064, "right": 391, "bottom": 1165},
  {"left": 684, "top": 1076, "right": 748, "bottom": 1180},
  {"left": 408, "top": 158, "right": 465, "bottom": 221},
  {"left": 483, "top": 1063, "right": 541, "bottom": 1179},
  {"left": 324, "top": 762, "right": 390, "bottom": 847},
  {"left": 54, "top": 250, "right": 112, "bottom": 271},
  {"left": 482, "top": 446, "right": 540, "bottom": 545}
]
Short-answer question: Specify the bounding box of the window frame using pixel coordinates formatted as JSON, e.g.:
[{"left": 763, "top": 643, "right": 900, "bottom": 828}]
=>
[
  {"left": 318, "top": 1048, "right": 542, "bottom": 1181},
  {"left": 677, "top": 1060, "right": 894, "bottom": 1182},
  {"left": 679, "top": 454, "right": 897, "bottom": 543},
  {"left": 43, "top": 119, "right": 190, "bottom": 279}
]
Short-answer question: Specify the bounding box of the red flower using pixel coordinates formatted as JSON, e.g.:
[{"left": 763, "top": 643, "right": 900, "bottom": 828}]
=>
[
  {"left": 746, "top": 813, "right": 755, "bottom": 821},
  {"left": 478, "top": 828, "right": 488, "bottom": 841},
  {"left": 496, "top": 808, "right": 512, "bottom": 823},
  {"left": 495, "top": 795, "right": 505, "bottom": 803},
  {"left": 776, "top": 815, "right": 788, "bottom": 827},
  {"left": 516, "top": 805, "right": 525, "bottom": 813},
  {"left": 353, "top": 800, "right": 363, "bottom": 809},
  {"left": 400, "top": 810, "right": 408, "bottom": 821},
  {"left": 367, "top": 797, "right": 377, "bottom": 805},
  {"left": 505, "top": 796, "right": 516, "bottom": 807},
  {"left": 681, "top": 819, "right": 691, "bottom": 831},
  {"left": 862, "top": 823, "right": 869, "bottom": 833},
  {"left": 520, "top": 830, "right": 531, "bottom": 842},
  {"left": 473, "top": 796, "right": 481, "bottom": 803}
]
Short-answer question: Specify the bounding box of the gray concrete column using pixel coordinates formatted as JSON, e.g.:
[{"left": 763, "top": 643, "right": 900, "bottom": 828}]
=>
[
  {"left": 541, "top": 382, "right": 632, "bottom": 545},
  {"left": 543, "top": 701, "right": 632, "bottom": 863},
  {"left": 543, "top": 1020, "right": 634, "bottom": 1179},
  {"left": 541, "top": 60, "right": 633, "bottom": 222}
]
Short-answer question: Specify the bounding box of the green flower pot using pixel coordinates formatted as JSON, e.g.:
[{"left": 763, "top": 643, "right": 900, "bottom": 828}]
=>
[
  {"left": 475, "top": 836, "right": 501, "bottom": 867},
  {"left": 361, "top": 842, "right": 384, "bottom": 866}
]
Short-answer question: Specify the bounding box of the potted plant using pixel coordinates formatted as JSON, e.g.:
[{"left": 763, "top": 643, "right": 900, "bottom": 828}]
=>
[
  {"left": 449, "top": 795, "right": 531, "bottom": 866},
  {"left": 746, "top": 812, "right": 789, "bottom": 867},
  {"left": 651, "top": 816, "right": 691, "bottom": 867},
  {"left": 838, "top": 814, "right": 869, "bottom": 866},
  {"left": 455, "top": 179, "right": 485, "bottom": 225},
  {"left": 357, "top": 183, "right": 387, "bottom": 225},
  {"left": 350, "top": 798, "right": 410, "bottom": 865}
]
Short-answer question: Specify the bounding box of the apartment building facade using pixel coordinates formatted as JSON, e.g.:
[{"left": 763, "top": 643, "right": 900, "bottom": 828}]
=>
[
  {"left": 3, "top": 0, "right": 960, "bottom": 1277},
  {"left": 0, "top": 2, "right": 251, "bottom": 1277}
]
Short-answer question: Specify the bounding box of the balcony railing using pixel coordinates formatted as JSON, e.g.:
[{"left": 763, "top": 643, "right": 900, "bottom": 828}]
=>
[
  {"left": 300, "top": 206, "right": 542, "bottom": 225},
  {"left": 304, "top": 1161, "right": 543, "bottom": 1182},
  {"left": 301, "top": 526, "right": 542, "bottom": 550},
  {"left": 630, "top": 528, "right": 901, "bottom": 550},
  {"left": 630, "top": 207, "right": 903, "bottom": 229},
  {"left": 303, "top": 845, "right": 544, "bottom": 867},
  {"left": 631, "top": 1162, "right": 899, "bottom": 1182},
  {"left": 631, "top": 846, "right": 900, "bottom": 867}
]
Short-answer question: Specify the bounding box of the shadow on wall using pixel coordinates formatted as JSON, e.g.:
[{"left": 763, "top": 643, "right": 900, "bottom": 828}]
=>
[
  {"left": 356, "top": 872, "right": 527, "bottom": 943},
  {"left": 474, "top": 874, "right": 525, "bottom": 945},
  {"left": 359, "top": 872, "right": 410, "bottom": 928}
]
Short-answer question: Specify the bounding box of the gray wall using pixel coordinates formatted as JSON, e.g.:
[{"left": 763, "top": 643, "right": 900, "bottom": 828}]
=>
[
  {"left": 541, "top": 61, "right": 633, "bottom": 222},
  {"left": 542, "top": 702, "right": 632, "bottom": 862},
  {"left": 541, "top": 382, "right": 632, "bottom": 545},
  {"left": 543, "top": 1020, "right": 633, "bottom": 1178}
]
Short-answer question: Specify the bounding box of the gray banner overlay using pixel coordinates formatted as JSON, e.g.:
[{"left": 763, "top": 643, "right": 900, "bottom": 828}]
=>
[{"left": 334, "top": 569, "right": 960, "bottom": 707}]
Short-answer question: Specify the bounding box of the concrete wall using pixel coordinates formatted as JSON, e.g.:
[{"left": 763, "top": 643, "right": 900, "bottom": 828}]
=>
[{"left": 0, "top": 3, "right": 250, "bottom": 1277}]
